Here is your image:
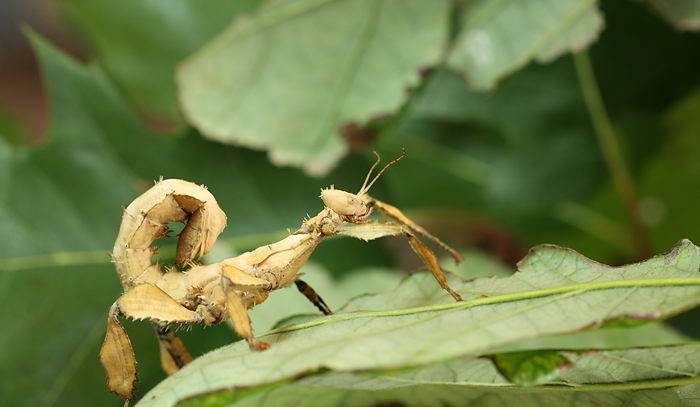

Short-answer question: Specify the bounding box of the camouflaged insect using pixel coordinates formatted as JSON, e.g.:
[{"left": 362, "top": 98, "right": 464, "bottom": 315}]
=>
[{"left": 99, "top": 152, "right": 463, "bottom": 402}]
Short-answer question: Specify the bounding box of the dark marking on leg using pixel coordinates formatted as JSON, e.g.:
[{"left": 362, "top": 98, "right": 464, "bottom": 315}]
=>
[
  {"left": 154, "top": 324, "right": 192, "bottom": 372},
  {"left": 295, "top": 279, "right": 332, "bottom": 315}
]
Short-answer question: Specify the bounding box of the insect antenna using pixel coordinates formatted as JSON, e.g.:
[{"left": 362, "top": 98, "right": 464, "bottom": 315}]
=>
[
  {"left": 358, "top": 149, "right": 406, "bottom": 195},
  {"left": 358, "top": 151, "right": 382, "bottom": 194}
]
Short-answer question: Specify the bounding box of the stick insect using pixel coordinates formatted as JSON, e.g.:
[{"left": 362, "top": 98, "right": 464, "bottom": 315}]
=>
[{"left": 99, "top": 151, "right": 463, "bottom": 402}]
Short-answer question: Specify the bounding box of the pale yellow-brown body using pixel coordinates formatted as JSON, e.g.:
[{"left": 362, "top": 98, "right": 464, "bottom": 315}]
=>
[
  {"left": 101, "top": 180, "right": 337, "bottom": 400},
  {"left": 113, "top": 180, "right": 335, "bottom": 322},
  {"left": 100, "top": 153, "right": 463, "bottom": 403}
]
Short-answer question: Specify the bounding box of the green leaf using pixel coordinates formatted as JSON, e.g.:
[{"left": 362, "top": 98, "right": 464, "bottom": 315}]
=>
[
  {"left": 138, "top": 240, "right": 700, "bottom": 406},
  {"left": 447, "top": 0, "right": 603, "bottom": 91},
  {"left": 0, "top": 33, "right": 381, "bottom": 406},
  {"left": 444, "top": 252, "right": 690, "bottom": 351},
  {"left": 492, "top": 350, "right": 571, "bottom": 385},
  {"left": 440, "top": 249, "right": 513, "bottom": 279},
  {"left": 179, "top": 345, "right": 700, "bottom": 406},
  {"left": 649, "top": 0, "right": 700, "bottom": 31},
  {"left": 249, "top": 263, "right": 403, "bottom": 332},
  {"left": 374, "top": 64, "right": 607, "bottom": 251},
  {"left": 0, "top": 107, "right": 24, "bottom": 146},
  {"left": 640, "top": 87, "right": 700, "bottom": 256},
  {"left": 177, "top": 0, "right": 449, "bottom": 175},
  {"left": 496, "top": 322, "right": 692, "bottom": 352},
  {"left": 58, "top": 0, "right": 262, "bottom": 123}
]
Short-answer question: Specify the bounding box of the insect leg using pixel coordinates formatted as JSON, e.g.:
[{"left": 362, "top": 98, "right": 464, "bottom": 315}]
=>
[
  {"left": 154, "top": 325, "right": 192, "bottom": 375},
  {"left": 100, "top": 284, "right": 203, "bottom": 400},
  {"left": 221, "top": 265, "right": 273, "bottom": 290},
  {"left": 224, "top": 288, "right": 269, "bottom": 351},
  {"left": 295, "top": 279, "right": 332, "bottom": 315},
  {"left": 405, "top": 230, "right": 463, "bottom": 302},
  {"left": 100, "top": 303, "right": 137, "bottom": 401},
  {"left": 220, "top": 264, "right": 272, "bottom": 349},
  {"left": 118, "top": 285, "right": 200, "bottom": 375},
  {"left": 338, "top": 221, "right": 462, "bottom": 302},
  {"left": 368, "top": 197, "right": 463, "bottom": 264},
  {"left": 116, "top": 284, "right": 202, "bottom": 322}
]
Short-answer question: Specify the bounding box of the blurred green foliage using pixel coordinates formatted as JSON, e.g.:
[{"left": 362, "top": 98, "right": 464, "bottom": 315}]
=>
[
  {"left": 1, "top": 0, "right": 699, "bottom": 405},
  {"left": 59, "top": 0, "right": 263, "bottom": 124}
]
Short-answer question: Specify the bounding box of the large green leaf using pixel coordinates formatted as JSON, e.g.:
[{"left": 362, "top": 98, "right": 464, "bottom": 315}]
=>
[
  {"left": 181, "top": 345, "right": 700, "bottom": 406},
  {"left": 649, "top": 0, "right": 700, "bottom": 31},
  {"left": 0, "top": 34, "right": 387, "bottom": 406},
  {"left": 639, "top": 88, "right": 700, "bottom": 257},
  {"left": 59, "top": 0, "right": 262, "bottom": 123},
  {"left": 177, "top": 0, "right": 449, "bottom": 175},
  {"left": 138, "top": 240, "right": 700, "bottom": 406},
  {"left": 373, "top": 0, "right": 700, "bottom": 262},
  {"left": 252, "top": 249, "right": 510, "bottom": 333},
  {"left": 249, "top": 263, "right": 402, "bottom": 332},
  {"left": 373, "top": 63, "right": 608, "bottom": 254},
  {"left": 447, "top": 0, "right": 604, "bottom": 91}
]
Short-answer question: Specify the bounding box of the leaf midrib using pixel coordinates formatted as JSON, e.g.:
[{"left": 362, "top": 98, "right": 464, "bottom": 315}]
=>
[
  {"left": 374, "top": 373, "right": 700, "bottom": 392},
  {"left": 261, "top": 276, "right": 700, "bottom": 336}
]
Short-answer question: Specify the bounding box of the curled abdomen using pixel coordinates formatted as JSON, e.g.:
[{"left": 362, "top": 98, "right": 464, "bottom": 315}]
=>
[{"left": 111, "top": 179, "right": 227, "bottom": 288}]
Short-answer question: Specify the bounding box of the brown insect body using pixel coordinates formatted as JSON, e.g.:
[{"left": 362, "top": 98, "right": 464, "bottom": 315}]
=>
[{"left": 100, "top": 153, "right": 463, "bottom": 402}]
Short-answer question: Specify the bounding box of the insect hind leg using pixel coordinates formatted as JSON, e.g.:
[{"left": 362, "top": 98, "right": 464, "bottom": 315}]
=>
[
  {"left": 100, "top": 303, "right": 137, "bottom": 401},
  {"left": 154, "top": 324, "right": 193, "bottom": 375},
  {"left": 224, "top": 287, "right": 270, "bottom": 351},
  {"left": 101, "top": 283, "right": 203, "bottom": 399},
  {"left": 295, "top": 279, "right": 332, "bottom": 315}
]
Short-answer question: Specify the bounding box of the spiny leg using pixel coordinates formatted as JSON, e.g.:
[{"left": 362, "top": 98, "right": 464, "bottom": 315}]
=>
[
  {"left": 221, "top": 265, "right": 272, "bottom": 351},
  {"left": 367, "top": 198, "right": 463, "bottom": 264},
  {"left": 405, "top": 230, "right": 463, "bottom": 301},
  {"left": 116, "top": 284, "right": 202, "bottom": 322},
  {"left": 100, "top": 284, "right": 203, "bottom": 401},
  {"left": 338, "top": 221, "right": 463, "bottom": 302},
  {"left": 222, "top": 265, "right": 274, "bottom": 290},
  {"left": 225, "top": 287, "right": 269, "bottom": 350},
  {"left": 295, "top": 279, "right": 332, "bottom": 315},
  {"left": 154, "top": 325, "right": 192, "bottom": 375},
  {"left": 100, "top": 304, "right": 137, "bottom": 401}
]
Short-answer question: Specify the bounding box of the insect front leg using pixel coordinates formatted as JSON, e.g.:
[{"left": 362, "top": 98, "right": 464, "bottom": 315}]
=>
[
  {"left": 366, "top": 197, "right": 464, "bottom": 264},
  {"left": 338, "top": 221, "right": 463, "bottom": 302},
  {"left": 404, "top": 229, "right": 463, "bottom": 301},
  {"left": 295, "top": 279, "right": 332, "bottom": 315}
]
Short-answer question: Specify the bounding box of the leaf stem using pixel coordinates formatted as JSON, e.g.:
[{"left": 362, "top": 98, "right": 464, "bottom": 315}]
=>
[
  {"left": 573, "top": 50, "right": 652, "bottom": 259},
  {"left": 260, "top": 276, "right": 700, "bottom": 337}
]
